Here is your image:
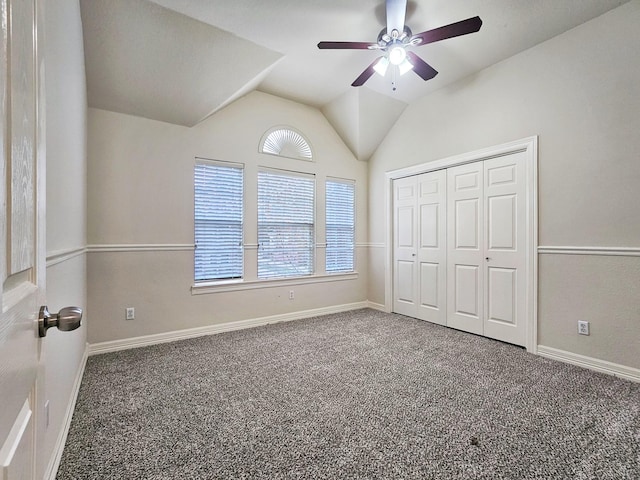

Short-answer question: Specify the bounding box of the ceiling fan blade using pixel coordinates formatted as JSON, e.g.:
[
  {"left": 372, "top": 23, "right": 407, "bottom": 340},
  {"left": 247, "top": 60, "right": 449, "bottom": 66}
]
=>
[
  {"left": 352, "top": 57, "right": 383, "bottom": 87},
  {"left": 386, "top": 0, "right": 407, "bottom": 35},
  {"left": 318, "top": 41, "right": 377, "bottom": 49},
  {"left": 407, "top": 51, "right": 438, "bottom": 81},
  {"left": 412, "top": 16, "right": 482, "bottom": 46}
]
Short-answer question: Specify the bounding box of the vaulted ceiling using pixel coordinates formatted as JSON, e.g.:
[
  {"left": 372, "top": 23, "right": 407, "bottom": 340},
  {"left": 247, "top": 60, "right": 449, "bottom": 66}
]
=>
[{"left": 80, "top": 0, "right": 629, "bottom": 160}]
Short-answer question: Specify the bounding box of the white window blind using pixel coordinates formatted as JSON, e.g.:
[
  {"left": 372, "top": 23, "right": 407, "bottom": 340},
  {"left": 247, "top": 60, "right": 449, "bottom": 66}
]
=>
[
  {"left": 258, "top": 170, "right": 315, "bottom": 279},
  {"left": 194, "top": 162, "right": 243, "bottom": 282},
  {"left": 326, "top": 180, "right": 355, "bottom": 273}
]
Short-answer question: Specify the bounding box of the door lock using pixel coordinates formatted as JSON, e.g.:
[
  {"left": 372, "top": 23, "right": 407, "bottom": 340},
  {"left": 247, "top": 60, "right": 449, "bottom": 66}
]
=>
[{"left": 38, "top": 305, "right": 83, "bottom": 337}]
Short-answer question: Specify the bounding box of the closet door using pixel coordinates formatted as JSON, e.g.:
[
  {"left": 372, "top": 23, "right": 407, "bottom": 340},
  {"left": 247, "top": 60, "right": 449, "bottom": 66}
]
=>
[
  {"left": 483, "top": 153, "right": 527, "bottom": 346},
  {"left": 393, "top": 176, "right": 418, "bottom": 317},
  {"left": 446, "top": 162, "right": 484, "bottom": 335},
  {"left": 394, "top": 147, "right": 531, "bottom": 347},
  {"left": 393, "top": 172, "right": 447, "bottom": 323},
  {"left": 416, "top": 170, "right": 447, "bottom": 325}
]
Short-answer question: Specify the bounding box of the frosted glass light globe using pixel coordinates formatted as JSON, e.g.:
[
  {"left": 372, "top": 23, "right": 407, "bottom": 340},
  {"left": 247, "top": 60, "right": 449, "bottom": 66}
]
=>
[{"left": 388, "top": 45, "right": 407, "bottom": 65}]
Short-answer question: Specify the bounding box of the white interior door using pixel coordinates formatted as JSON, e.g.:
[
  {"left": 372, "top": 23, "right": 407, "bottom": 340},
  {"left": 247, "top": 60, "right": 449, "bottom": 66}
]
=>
[
  {"left": 483, "top": 153, "right": 527, "bottom": 346},
  {"left": 393, "top": 176, "right": 418, "bottom": 317},
  {"left": 0, "top": 0, "right": 44, "bottom": 478},
  {"left": 416, "top": 170, "right": 447, "bottom": 325},
  {"left": 446, "top": 162, "right": 484, "bottom": 335}
]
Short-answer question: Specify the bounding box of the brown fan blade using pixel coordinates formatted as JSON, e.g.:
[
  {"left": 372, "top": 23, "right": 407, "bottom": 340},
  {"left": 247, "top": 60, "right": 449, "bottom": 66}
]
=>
[
  {"left": 352, "top": 57, "right": 383, "bottom": 87},
  {"left": 407, "top": 51, "right": 438, "bottom": 81},
  {"left": 318, "top": 41, "right": 377, "bottom": 50},
  {"left": 412, "top": 16, "right": 482, "bottom": 46},
  {"left": 386, "top": 0, "right": 407, "bottom": 36}
]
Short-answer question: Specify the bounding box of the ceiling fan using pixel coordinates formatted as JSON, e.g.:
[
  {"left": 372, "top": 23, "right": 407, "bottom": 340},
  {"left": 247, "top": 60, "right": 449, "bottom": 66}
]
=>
[{"left": 317, "top": 0, "right": 482, "bottom": 89}]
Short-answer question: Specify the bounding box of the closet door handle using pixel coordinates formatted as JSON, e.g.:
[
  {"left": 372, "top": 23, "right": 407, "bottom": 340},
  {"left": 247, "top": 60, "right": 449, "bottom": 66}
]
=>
[{"left": 485, "top": 257, "right": 490, "bottom": 261}]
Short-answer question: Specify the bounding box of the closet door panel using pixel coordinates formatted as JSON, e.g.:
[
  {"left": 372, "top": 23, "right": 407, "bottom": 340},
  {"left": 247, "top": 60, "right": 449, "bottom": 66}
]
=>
[
  {"left": 454, "top": 264, "right": 480, "bottom": 318},
  {"left": 397, "top": 206, "right": 415, "bottom": 247},
  {"left": 484, "top": 153, "right": 527, "bottom": 346},
  {"left": 396, "top": 260, "right": 415, "bottom": 304},
  {"left": 420, "top": 203, "right": 439, "bottom": 248},
  {"left": 488, "top": 194, "right": 516, "bottom": 250},
  {"left": 455, "top": 199, "right": 480, "bottom": 249},
  {"left": 419, "top": 263, "right": 439, "bottom": 309},
  {"left": 487, "top": 267, "right": 516, "bottom": 324},
  {"left": 417, "top": 170, "right": 447, "bottom": 325},
  {"left": 447, "top": 163, "right": 484, "bottom": 335},
  {"left": 393, "top": 176, "right": 418, "bottom": 317}
]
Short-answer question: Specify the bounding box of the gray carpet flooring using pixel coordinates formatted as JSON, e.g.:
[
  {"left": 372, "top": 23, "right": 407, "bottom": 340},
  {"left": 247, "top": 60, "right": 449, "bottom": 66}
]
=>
[{"left": 57, "top": 309, "right": 640, "bottom": 479}]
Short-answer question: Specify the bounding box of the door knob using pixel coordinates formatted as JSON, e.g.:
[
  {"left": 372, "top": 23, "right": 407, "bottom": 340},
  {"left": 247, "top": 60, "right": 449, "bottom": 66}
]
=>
[{"left": 38, "top": 305, "right": 83, "bottom": 337}]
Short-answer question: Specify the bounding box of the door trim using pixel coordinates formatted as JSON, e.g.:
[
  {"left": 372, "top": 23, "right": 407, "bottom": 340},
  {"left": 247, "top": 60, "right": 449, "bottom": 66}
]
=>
[{"left": 384, "top": 136, "right": 538, "bottom": 353}]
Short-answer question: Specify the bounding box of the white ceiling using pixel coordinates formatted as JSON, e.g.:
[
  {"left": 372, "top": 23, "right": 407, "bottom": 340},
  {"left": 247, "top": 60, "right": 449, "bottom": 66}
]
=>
[
  {"left": 80, "top": 0, "right": 629, "bottom": 155},
  {"left": 80, "top": 0, "right": 282, "bottom": 126}
]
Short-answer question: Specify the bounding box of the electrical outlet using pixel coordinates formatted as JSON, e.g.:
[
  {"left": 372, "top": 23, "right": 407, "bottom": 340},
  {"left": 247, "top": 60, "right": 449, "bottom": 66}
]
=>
[
  {"left": 126, "top": 307, "right": 135, "bottom": 320},
  {"left": 578, "top": 320, "right": 590, "bottom": 336},
  {"left": 289, "top": 290, "right": 294, "bottom": 300}
]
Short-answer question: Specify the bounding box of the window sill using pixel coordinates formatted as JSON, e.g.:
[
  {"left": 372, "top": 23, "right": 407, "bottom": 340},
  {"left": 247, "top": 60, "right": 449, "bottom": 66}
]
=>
[{"left": 191, "top": 272, "right": 359, "bottom": 295}]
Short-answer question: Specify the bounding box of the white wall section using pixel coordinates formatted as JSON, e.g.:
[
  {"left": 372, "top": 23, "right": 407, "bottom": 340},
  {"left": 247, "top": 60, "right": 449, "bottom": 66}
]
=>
[{"left": 42, "top": 0, "right": 88, "bottom": 477}]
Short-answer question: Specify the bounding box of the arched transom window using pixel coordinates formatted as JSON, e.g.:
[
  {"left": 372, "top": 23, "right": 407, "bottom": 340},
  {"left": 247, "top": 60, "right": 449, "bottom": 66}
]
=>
[{"left": 259, "top": 126, "right": 313, "bottom": 161}]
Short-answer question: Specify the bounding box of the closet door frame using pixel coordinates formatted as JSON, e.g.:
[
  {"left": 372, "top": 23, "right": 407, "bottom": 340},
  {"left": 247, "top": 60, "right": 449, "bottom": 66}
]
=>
[{"left": 384, "top": 136, "right": 538, "bottom": 353}]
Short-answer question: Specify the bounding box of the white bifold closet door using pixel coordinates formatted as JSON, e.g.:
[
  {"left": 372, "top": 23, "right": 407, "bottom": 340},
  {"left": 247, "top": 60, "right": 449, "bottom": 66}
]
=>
[
  {"left": 393, "top": 151, "right": 527, "bottom": 347},
  {"left": 446, "top": 153, "right": 527, "bottom": 346},
  {"left": 393, "top": 170, "right": 447, "bottom": 325},
  {"left": 483, "top": 152, "right": 527, "bottom": 346}
]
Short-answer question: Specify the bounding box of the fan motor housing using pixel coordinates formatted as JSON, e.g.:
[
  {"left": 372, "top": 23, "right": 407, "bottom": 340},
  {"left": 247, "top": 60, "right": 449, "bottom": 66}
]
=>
[{"left": 377, "top": 26, "right": 412, "bottom": 47}]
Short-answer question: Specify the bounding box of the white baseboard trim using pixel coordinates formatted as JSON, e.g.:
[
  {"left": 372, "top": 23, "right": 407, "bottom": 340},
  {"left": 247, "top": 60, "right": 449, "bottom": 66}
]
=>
[
  {"left": 366, "top": 301, "right": 387, "bottom": 312},
  {"left": 537, "top": 345, "right": 640, "bottom": 383},
  {"left": 44, "top": 343, "right": 89, "bottom": 480},
  {"left": 89, "top": 302, "right": 370, "bottom": 356}
]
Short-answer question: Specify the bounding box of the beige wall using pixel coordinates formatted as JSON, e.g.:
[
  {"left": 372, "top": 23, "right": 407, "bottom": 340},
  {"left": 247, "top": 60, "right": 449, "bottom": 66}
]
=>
[
  {"left": 368, "top": 2, "right": 640, "bottom": 369},
  {"left": 42, "top": 0, "right": 87, "bottom": 477},
  {"left": 87, "top": 91, "right": 368, "bottom": 344}
]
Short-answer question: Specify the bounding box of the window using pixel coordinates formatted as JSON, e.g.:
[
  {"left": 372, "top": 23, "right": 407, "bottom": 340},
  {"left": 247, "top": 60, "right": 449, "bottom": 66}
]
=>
[
  {"left": 194, "top": 161, "right": 243, "bottom": 282},
  {"left": 259, "top": 126, "right": 313, "bottom": 161},
  {"left": 258, "top": 169, "right": 315, "bottom": 279},
  {"left": 326, "top": 180, "right": 355, "bottom": 273}
]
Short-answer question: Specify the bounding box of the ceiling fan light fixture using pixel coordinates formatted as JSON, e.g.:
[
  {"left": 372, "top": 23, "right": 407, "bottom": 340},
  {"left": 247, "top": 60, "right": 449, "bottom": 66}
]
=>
[
  {"left": 398, "top": 57, "right": 414, "bottom": 75},
  {"left": 373, "top": 56, "right": 390, "bottom": 76},
  {"left": 388, "top": 45, "right": 406, "bottom": 65},
  {"left": 317, "top": 0, "right": 482, "bottom": 89}
]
